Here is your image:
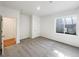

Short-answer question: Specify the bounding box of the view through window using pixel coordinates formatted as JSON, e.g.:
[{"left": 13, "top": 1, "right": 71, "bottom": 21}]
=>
[{"left": 56, "top": 16, "right": 77, "bottom": 35}]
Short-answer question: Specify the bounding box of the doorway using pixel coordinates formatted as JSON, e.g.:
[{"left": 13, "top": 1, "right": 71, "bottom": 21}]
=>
[{"left": 2, "top": 17, "right": 16, "bottom": 47}]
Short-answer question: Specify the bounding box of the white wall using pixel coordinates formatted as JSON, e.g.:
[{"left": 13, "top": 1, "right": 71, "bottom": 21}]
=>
[
  {"left": 31, "top": 15, "right": 40, "bottom": 38},
  {"left": 2, "top": 17, "right": 16, "bottom": 40},
  {"left": 20, "top": 14, "right": 31, "bottom": 40},
  {"left": 40, "top": 8, "right": 79, "bottom": 47},
  {"left": 0, "top": 6, "right": 20, "bottom": 43},
  {"left": 0, "top": 6, "right": 40, "bottom": 44}
]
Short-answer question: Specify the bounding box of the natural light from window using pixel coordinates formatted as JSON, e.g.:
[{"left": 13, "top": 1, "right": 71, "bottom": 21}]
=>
[{"left": 53, "top": 50, "right": 68, "bottom": 57}]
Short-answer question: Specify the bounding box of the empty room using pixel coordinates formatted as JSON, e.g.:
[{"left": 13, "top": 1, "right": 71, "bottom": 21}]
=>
[{"left": 0, "top": 1, "right": 79, "bottom": 57}]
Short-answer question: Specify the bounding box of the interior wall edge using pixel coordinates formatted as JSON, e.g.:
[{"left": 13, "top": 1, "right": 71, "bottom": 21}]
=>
[{"left": 41, "top": 35, "right": 79, "bottom": 47}]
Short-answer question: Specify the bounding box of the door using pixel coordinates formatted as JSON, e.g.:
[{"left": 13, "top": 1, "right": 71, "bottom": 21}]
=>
[{"left": 0, "top": 16, "right": 2, "bottom": 55}]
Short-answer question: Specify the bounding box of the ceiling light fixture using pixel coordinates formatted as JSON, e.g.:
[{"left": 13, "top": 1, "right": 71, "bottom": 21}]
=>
[
  {"left": 49, "top": 1, "right": 53, "bottom": 5},
  {"left": 49, "top": 1, "right": 53, "bottom": 4},
  {"left": 37, "top": 6, "right": 40, "bottom": 10}
]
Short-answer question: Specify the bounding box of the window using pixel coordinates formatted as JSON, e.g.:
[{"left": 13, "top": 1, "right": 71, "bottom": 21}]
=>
[
  {"left": 56, "top": 18, "right": 64, "bottom": 33},
  {"left": 56, "top": 16, "right": 77, "bottom": 35}
]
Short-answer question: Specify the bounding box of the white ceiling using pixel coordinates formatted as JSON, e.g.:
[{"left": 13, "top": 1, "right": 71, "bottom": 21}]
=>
[{"left": 0, "top": 1, "right": 79, "bottom": 16}]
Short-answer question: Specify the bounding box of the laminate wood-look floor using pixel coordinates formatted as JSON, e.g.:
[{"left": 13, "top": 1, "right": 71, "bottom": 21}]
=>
[{"left": 4, "top": 37, "right": 79, "bottom": 57}]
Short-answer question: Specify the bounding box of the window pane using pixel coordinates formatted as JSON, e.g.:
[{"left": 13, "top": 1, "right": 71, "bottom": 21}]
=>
[
  {"left": 56, "top": 18, "right": 64, "bottom": 33},
  {"left": 65, "top": 16, "right": 76, "bottom": 35}
]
